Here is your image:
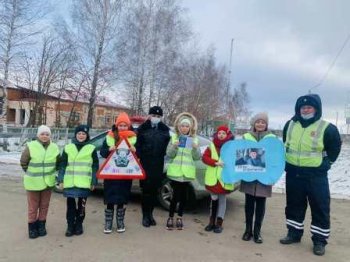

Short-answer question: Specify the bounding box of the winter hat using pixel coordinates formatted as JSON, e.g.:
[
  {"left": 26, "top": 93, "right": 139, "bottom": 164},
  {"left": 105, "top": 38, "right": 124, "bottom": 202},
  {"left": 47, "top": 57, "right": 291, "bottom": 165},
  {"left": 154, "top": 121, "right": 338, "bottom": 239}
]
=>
[
  {"left": 298, "top": 96, "right": 318, "bottom": 109},
  {"left": 250, "top": 112, "right": 269, "bottom": 127},
  {"left": 217, "top": 125, "right": 230, "bottom": 134},
  {"left": 179, "top": 117, "right": 192, "bottom": 126},
  {"left": 37, "top": 125, "right": 51, "bottom": 137},
  {"left": 75, "top": 125, "right": 90, "bottom": 136},
  {"left": 115, "top": 112, "right": 131, "bottom": 127},
  {"left": 148, "top": 106, "right": 163, "bottom": 116}
]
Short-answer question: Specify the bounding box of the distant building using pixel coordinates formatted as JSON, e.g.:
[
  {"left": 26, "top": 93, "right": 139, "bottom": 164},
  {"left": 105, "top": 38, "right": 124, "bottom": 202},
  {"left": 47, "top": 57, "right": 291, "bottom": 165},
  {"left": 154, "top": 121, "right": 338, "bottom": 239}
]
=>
[{"left": 0, "top": 79, "right": 130, "bottom": 128}]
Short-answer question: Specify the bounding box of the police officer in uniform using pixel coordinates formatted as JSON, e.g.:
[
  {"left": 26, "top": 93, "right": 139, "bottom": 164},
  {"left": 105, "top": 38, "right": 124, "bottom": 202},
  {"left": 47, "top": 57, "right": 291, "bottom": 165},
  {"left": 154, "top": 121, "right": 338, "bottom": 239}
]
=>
[{"left": 280, "top": 94, "right": 341, "bottom": 256}]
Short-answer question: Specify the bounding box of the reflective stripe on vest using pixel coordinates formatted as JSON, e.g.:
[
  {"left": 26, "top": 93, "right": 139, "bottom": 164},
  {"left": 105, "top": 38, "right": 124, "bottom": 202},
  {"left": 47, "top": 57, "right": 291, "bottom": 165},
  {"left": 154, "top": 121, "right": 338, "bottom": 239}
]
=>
[
  {"left": 285, "top": 120, "right": 329, "bottom": 167},
  {"left": 63, "top": 143, "right": 95, "bottom": 189},
  {"left": 167, "top": 134, "right": 198, "bottom": 180},
  {"left": 106, "top": 135, "right": 136, "bottom": 147},
  {"left": 204, "top": 142, "right": 234, "bottom": 191},
  {"left": 24, "top": 141, "right": 59, "bottom": 191}
]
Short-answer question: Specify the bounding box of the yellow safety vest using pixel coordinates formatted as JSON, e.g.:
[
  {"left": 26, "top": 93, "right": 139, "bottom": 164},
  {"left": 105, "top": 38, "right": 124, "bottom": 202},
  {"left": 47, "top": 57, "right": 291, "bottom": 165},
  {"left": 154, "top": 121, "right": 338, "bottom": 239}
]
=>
[
  {"left": 25, "top": 140, "right": 59, "bottom": 191},
  {"left": 204, "top": 142, "right": 234, "bottom": 191},
  {"left": 167, "top": 134, "right": 198, "bottom": 180},
  {"left": 63, "top": 143, "right": 96, "bottom": 189},
  {"left": 285, "top": 120, "right": 328, "bottom": 167},
  {"left": 106, "top": 135, "right": 136, "bottom": 147},
  {"left": 243, "top": 133, "right": 276, "bottom": 141}
]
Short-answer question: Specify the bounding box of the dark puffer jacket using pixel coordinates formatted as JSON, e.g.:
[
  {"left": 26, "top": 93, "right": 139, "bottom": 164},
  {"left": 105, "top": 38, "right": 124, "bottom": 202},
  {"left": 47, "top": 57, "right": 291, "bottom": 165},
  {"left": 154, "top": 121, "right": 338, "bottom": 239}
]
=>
[
  {"left": 135, "top": 120, "right": 170, "bottom": 189},
  {"left": 283, "top": 94, "right": 342, "bottom": 177}
]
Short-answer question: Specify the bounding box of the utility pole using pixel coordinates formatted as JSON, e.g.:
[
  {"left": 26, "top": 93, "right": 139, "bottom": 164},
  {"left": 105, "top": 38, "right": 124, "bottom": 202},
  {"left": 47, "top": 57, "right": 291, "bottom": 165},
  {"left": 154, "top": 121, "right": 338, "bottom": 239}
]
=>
[{"left": 227, "top": 38, "right": 234, "bottom": 121}]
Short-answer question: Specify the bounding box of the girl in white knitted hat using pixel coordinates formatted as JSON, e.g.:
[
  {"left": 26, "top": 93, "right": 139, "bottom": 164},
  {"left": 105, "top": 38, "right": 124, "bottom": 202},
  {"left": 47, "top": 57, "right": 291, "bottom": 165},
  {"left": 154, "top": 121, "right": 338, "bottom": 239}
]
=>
[{"left": 20, "top": 125, "right": 60, "bottom": 239}]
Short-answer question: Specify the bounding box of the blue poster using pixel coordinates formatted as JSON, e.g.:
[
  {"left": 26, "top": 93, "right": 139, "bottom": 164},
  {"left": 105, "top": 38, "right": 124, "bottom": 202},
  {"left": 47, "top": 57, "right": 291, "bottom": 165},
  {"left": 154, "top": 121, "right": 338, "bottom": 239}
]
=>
[{"left": 220, "top": 137, "right": 285, "bottom": 185}]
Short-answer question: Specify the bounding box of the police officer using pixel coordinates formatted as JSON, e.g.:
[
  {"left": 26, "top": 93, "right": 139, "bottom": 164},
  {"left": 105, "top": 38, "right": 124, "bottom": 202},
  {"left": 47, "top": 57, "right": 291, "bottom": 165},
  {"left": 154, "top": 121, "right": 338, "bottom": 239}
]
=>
[
  {"left": 280, "top": 94, "right": 341, "bottom": 256},
  {"left": 135, "top": 106, "right": 170, "bottom": 227}
]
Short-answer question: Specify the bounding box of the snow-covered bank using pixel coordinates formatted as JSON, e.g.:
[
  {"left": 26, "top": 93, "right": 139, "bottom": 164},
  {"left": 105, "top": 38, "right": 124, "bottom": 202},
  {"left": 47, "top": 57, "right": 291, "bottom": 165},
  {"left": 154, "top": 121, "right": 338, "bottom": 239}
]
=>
[{"left": 1, "top": 144, "right": 349, "bottom": 199}]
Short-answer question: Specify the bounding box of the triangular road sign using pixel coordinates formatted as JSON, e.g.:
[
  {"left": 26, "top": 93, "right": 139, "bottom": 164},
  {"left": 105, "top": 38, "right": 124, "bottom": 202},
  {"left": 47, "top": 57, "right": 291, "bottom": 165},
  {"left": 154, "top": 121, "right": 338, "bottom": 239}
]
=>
[{"left": 97, "top": 138, "right": 146, "bottom": 180}]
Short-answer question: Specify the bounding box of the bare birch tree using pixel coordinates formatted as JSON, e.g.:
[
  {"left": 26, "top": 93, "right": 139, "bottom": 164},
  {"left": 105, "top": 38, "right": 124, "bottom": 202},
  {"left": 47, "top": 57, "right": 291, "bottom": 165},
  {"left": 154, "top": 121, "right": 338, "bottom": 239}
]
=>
[
  {"left": 71, "top": 0, "right": 122, "bottom": 127},
  {"left": 0, "top": 0, "right": 46, "bottom": 122}
]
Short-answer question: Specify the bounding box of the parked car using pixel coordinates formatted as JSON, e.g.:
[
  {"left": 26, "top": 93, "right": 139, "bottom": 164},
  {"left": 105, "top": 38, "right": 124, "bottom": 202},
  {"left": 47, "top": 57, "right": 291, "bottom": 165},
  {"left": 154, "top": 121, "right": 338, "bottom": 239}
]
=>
[{"left": 56, "top": 127, "right": 239, "bottom": 210}]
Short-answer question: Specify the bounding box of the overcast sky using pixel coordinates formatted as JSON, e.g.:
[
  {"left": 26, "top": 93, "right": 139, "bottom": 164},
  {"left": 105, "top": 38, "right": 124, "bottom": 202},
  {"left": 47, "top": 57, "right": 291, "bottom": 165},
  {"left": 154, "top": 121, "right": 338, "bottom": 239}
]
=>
[
  {"left": 181, "top": 0, "right": 350, "bottom": 131},
  {"left": 50, "top": 0, "right": 350, "bottom": 131}
]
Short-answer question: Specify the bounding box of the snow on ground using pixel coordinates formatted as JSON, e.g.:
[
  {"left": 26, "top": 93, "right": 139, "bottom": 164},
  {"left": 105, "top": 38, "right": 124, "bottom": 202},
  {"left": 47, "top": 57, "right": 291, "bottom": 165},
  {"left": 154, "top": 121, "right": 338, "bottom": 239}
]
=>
[{"left": 1, "top": 143, "right": 349, "bottom": 199}]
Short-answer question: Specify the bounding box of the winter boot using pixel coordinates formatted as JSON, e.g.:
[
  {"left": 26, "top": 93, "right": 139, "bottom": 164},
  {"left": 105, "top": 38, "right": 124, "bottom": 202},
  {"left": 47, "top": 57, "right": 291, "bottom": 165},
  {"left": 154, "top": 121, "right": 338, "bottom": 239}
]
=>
[
  {"left": 204, "top": 217, "right": 216, "bottom": 232},
  {"left": 149, "top": 207, "right": 157, "bottom": 226},
  {"left": 166, "top": 217, "right": 174, "bottom": 230},
  {"left": 253, "top": 222, "right": 263, "bottom": 244},
  {"left": 142, "top": 210, "right": 151, "bottom": 228},
  {"left": 65, "top": 223, "right": 75, "bottom": 237},
  {"left": 37, "top": 220, "right": 47, "bottom": 237},
  {"left": 176, "top": 217, "right": 184, "bottom": 230},
  {"left": 279, "top": 232, "right": 301, "bottom": 245},
  {"left": 205, "top": 199, "right": 218, "bottom": 232},
  {"left": 28, "top": 222, "right": 38, "bottom": 239},
  {"left": 116, "top": 208, "right": 126, "bottom": 233},
  {"left": 104, "top": 209, "right": 113, "bottom": 234},
  {"left": 75, "top": 222, "right": 83, "bottom": 235},
  {"left": 242, "top": 222, "right": 253, "bottom": 241},
  {"left": 214, "top": 217, "right": 223, "bottom": 233},
  {"left": 313, "top": 243, "right": 326, "bottom": 256}
]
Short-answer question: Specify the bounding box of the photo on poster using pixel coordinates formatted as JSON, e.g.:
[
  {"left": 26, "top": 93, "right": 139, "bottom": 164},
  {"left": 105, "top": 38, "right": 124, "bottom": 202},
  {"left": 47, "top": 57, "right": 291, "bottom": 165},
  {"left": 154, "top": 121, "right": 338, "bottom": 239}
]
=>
[{"left": 235, "top": 147, "right": 266, "bottom": 172}]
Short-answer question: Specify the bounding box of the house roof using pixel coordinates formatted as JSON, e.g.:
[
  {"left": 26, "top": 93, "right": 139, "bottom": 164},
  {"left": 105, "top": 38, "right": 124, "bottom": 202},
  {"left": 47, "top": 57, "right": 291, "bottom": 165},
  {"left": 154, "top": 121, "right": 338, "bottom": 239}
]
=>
[{"left": 1, "top": 78, "right": 130, "bottom": 110}]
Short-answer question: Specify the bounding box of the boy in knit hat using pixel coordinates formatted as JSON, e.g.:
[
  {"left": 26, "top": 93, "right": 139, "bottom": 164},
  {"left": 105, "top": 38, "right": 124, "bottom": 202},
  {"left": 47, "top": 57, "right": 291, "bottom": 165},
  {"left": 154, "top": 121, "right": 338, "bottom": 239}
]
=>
[
  {"left": 58, "top": 125, "right": 99, "bottom": 237},
  {"left": 20, "top": 125, "right": 60, "bottom": 239}
]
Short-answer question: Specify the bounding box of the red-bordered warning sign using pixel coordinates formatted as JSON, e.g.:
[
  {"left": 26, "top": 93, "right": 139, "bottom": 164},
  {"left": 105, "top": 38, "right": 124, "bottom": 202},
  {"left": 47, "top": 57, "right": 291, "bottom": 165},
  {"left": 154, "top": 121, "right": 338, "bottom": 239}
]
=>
[{"left": 97, "top": 138, "right": 146, "bottom": 180}]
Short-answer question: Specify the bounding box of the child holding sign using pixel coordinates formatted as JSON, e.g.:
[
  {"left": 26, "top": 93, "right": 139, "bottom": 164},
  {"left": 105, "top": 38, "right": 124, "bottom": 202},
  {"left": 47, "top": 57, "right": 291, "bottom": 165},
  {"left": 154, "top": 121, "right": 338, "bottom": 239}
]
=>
[
  {"left": 202, "top": 125, "right": 235, "bottom": 233},
  {"left": 165, "top": 112, "right": 201, "bottom": 230},
  {"left": 240, "top": 112, "right": 275, "bottom": 244},
  {"left": 100, "top": 112, "right": 137, "bottom": 234}
]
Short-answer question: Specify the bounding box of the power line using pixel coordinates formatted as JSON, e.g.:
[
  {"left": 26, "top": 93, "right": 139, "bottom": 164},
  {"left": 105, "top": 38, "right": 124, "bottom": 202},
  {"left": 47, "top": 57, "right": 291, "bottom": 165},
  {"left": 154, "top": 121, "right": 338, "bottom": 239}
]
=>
[{"left": 309, "top": 32, "right": 350, "bottom": 93}]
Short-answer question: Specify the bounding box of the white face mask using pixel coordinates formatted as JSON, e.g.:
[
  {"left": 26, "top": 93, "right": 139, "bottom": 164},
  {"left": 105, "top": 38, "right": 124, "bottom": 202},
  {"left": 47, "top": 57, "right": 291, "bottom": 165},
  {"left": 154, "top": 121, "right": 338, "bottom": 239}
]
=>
[
  {"left": 150, "top": 117, "right": 161, "bottom": 125},
  {"left": 301, "top": 113, "right": 315, "bottom": 120}
]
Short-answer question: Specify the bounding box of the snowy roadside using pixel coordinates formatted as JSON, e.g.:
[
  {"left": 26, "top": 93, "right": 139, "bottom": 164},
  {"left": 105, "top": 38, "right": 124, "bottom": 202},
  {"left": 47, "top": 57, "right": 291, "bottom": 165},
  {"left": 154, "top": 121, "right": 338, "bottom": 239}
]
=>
[{"left": 1, "top": 145, "right": 349, "bottom": 199}]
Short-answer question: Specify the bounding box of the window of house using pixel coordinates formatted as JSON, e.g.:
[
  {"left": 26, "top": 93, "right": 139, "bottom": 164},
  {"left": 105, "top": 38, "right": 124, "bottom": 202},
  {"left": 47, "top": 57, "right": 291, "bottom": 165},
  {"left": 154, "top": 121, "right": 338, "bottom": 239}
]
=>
[{"left": 72, "top": 111, "right": 80, "bottom": 121}]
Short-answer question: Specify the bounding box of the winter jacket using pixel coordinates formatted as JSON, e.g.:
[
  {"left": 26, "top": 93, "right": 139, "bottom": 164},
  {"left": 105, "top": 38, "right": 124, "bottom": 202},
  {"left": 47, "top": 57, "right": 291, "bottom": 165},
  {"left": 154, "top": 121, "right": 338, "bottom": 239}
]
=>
[
  {"left": 202, "top": 131, "right": 234, "bottom": 194},
  {"left": 282, "top": 94, "right": 342, "bottom": 177},
  {"left": 135, "top": 119, "right": 170, "bottom": 189},
  {"left": 239, "top": 131, "right": 273, "bottom": 198},
  {"left": 20, "top": 139, "right": 60, "bottom": 173},
  {"left": 58, "top": 139, "right": 99, "bottom": 198},
  {"left": 100, "top": 131, "right": 137, "bottom": 205},
  {"left": 166, "top": 112, "right": 201, "bottom": 182}
]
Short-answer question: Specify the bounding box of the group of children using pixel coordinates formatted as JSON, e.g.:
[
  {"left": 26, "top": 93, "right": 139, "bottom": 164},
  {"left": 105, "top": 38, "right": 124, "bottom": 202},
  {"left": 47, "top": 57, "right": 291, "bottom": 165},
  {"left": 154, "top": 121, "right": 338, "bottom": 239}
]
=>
[{"left": 21, "top": 110, "right": 274, "bottom": 244}]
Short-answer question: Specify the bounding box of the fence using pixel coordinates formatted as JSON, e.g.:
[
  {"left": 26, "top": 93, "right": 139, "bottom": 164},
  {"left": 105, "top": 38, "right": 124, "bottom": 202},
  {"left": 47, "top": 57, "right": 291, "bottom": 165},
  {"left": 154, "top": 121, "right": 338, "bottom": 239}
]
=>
[{"left": 0, "top": 127, "right": 107, "bottom": 151}]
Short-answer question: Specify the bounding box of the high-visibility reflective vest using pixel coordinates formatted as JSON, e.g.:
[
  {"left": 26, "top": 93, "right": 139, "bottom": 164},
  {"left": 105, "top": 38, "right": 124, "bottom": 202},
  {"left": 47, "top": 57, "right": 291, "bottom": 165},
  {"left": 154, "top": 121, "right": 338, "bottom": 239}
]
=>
[
  {"left": 204, "top": 142, "right": 234, "bottom": 191},
  {"left": 285, "top": 120, "right": 329, "bottom": 167},
  {"left": 167, "top": 134, "right": 198, "bottom": 180},
  {"left": 106, "top": 134, "right": 136, "bottom": 147},
  {"left": 63, "top": 143, "right": 96, "bottom": 189},
  {"left": 243, "top": 133, "right": 276, "bottom": 141},
  {"left": 24, "top": 140, "right": 59, "bottom": 191}
]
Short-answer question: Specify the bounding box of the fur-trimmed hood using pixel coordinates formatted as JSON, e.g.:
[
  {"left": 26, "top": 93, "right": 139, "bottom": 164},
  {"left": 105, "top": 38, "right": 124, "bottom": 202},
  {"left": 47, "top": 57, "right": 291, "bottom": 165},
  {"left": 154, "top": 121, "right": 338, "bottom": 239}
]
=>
[{"left": 173, "top": 112, "right": 198, "bottom": 137}]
